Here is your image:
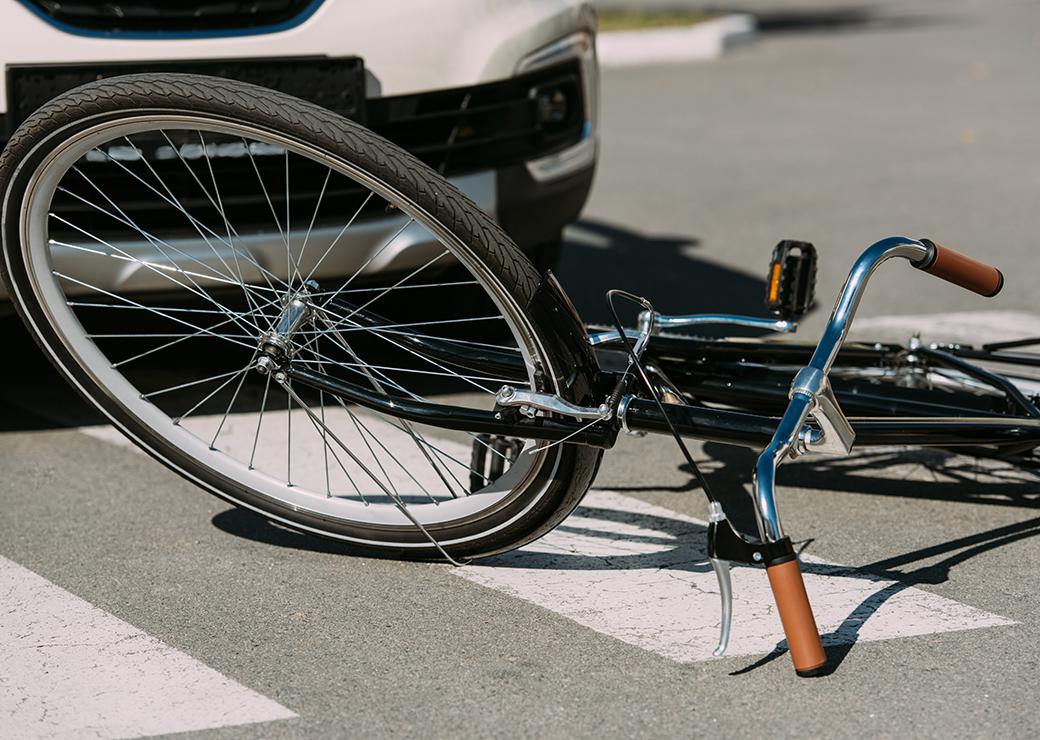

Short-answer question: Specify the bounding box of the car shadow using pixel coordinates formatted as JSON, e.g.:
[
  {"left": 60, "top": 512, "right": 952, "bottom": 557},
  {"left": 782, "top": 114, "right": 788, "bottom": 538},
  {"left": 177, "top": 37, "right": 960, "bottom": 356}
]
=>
[
  {"left": 557, "top": 219, "right": 772, "bottom": 332},
  {"left": 750, "top": 5, "right": 941, "bottom": 36}
]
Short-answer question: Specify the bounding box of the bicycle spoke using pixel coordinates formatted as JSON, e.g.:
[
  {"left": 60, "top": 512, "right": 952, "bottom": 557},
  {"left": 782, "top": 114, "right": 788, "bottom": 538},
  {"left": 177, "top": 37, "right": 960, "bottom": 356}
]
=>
[
  {"left": 80, "top": 151, "right": 288, "bottom": 294},
  {"left": 316, "top": 216, "right": 415, "bottom": 306},
  {"left": 313, "top": 279, "right": 480, "bottom": 296},
  {"left": 108, "top": 296, "right": 279, "bottom": 368},
  {"left": 51, "top": 193, "right": 264, "bottom": 338},
  {"left": 88, "top": 331, "right": 253, "bottom": 340},
  {"left": 300, "top": 328, "right": 464, "bottom": 499},
  {"left": 310, "top": 304, "right": 507, "bottom": 334},
  {"left": 68, "top": 302, "right": 239, "bottom": 315},
  {"left": 192, "top": 131, "right": 276, "bottom": 325},
  {"left": 284, "top": 148, "right": 299, "bottom": 286},
  {"left": 123, "top": 134, "right": 255, "bottom": 308},
  {"left": 209, "top": 361, "right": 254, "bottom": 448},
  {"left": 294, "top": 389, "right": 366, "bottom": 503},
  {"left": 303, "top": 322, "right": 511, "bottom": 466},
  {"left": 286, "top": 379, "right": 293, "bottom": 487},
  {"left": 297, "top": 169, "right": 331, "bottom": 282},
  {"left": 345, "top": 402, "right": 437, "bottom": 503},
  {"left": 176, "top": 363, "right": 254, "bottom": 425},
  {"left": 243, "top": 137, "right": 288, "bottom": 259},
  {"left": 300, "top": 191, "right": 376, "bottom": 286},
  {"left": 318, "top": 310, "right": 519, "bottom": 394},
  {"left": 142, "top": 367, "right": 247, "bottom": 400},
  {"left": 319, "top": 391, "right": 331, "bottom": 498},
  {"left": 326, "top": 247, "right": 448, "bottom": 327},
  {"left": 249, "top": 373, "right": 272, "bottom": 470},
  {"left": 54, "top": 272, "right": 261, "bottom": 353},
  {"left": 279, "top": 382, "right": 464, "bottom": 565},
  {"left": 166, "top": 130, "right": 288, "bottom": 300}
]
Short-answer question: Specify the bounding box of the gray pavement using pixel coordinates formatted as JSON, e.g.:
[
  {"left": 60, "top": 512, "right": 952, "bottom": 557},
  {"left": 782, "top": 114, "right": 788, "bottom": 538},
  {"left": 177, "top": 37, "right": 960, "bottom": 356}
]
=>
[{"left": 4, "top": 1, "right": 1040, "bottom": 737}]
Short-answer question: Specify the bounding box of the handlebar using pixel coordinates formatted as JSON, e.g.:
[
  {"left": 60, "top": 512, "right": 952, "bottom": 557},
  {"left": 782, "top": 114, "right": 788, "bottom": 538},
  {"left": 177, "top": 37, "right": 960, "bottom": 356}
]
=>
[
  {"left": 913, "top": 239, "right": 1004, "bottom": 297},
  {"left": 744, "top": 235, "right": 1004, "bottom": 678}
]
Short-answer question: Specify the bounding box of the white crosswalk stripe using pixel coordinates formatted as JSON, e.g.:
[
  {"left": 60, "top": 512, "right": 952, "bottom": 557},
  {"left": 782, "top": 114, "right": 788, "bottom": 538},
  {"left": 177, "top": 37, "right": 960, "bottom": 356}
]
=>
[
  {"left": 0, "top": 557, "right": 295, "bottom": 739},
  {"left": 454, "top": 490, "right": 1015, "bottom": 663}
]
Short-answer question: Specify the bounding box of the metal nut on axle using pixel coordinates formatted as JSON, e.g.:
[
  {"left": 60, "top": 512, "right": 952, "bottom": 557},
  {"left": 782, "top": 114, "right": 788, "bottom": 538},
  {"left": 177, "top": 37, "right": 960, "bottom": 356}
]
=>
[{"left": 255, "top": 356, "right": 276, "bottom": 375}]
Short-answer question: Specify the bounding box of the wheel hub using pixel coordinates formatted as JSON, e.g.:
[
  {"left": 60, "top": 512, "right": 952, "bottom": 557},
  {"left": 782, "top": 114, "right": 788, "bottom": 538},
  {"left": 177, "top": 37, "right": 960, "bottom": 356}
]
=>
[{"left": 256, "top": 281, "right": 317, "bottom": 375}]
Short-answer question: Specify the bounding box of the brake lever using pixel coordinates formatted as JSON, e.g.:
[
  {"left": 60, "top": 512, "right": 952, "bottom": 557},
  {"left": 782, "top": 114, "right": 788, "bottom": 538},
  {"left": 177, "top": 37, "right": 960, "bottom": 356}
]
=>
[
  {"left": 705, "top": 501, "right": 796, "bottom": 658},
  {"left": 709, "top": 554, "right": 733, "bottom": 657},
  {"left": 707, "top": 502, "right": 734, "bottom": 656}
]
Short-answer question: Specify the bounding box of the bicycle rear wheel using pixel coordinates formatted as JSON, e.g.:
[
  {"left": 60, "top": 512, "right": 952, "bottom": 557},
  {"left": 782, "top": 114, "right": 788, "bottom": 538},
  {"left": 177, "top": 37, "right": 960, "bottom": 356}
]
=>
[{"left": 0, "top": 74, "right": 602, "bottom": 558}]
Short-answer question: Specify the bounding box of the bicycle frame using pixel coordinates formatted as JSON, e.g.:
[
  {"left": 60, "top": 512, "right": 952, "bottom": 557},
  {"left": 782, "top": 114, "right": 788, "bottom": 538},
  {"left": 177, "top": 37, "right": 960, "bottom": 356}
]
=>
[{"left": 282, "top": 235, "right": 1024, "bottom": 676}]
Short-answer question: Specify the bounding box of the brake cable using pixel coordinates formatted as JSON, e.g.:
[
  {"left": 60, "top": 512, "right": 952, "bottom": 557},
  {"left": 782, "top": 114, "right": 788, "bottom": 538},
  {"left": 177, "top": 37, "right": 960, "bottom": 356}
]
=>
[{"left": 605, "top": 289, "right": 718, "bottom": 505}]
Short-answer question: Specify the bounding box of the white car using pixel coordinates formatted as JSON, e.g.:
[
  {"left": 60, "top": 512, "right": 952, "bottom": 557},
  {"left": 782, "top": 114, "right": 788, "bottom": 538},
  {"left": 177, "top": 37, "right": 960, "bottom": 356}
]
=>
[{"left": 0, "top": 0, "right": 598, "bottom": 300}]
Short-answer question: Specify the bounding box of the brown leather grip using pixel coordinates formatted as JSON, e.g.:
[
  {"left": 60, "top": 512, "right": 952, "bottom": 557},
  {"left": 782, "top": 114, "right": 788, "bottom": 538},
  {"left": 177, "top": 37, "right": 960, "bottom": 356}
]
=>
[
  {"left": 766, "top": 558, "right": 827, "bottom": 677},
  {"left": 915, "top": 239, "right": 1003, "bottom": 297}
]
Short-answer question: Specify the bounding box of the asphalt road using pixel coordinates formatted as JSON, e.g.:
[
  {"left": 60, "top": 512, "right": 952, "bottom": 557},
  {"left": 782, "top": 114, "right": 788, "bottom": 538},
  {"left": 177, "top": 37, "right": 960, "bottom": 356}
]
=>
[{"left": 4, "top": 1, "right": 1040, "bottom": 737}]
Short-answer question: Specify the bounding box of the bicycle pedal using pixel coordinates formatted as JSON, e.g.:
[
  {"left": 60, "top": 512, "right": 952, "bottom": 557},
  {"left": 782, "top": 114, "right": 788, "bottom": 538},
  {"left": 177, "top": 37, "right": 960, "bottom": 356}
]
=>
[{"left": 765, "top": 240, "right": 818, "bottom": 320}]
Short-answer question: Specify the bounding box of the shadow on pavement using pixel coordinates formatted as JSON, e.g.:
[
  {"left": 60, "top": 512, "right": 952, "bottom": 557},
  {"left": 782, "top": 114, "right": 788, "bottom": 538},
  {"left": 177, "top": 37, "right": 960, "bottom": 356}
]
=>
[
  {"left": 211, "top": 476, "right": 1040, "bottom": 676},
  {"left": 0, "top": 315, "right": 104, "bottom": 431},
  {"left": 557, "top": 219, "right": 770, "bottom": 331},
  {"left": 750, "top": 5, "right": 939, "bottom": 35}
]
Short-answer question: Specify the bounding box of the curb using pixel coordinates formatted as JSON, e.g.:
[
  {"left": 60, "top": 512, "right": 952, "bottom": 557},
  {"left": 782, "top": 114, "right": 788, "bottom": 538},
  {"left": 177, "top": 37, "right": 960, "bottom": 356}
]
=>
[{"left": 596, "top": 13, "right": 757, "bottom": 67}]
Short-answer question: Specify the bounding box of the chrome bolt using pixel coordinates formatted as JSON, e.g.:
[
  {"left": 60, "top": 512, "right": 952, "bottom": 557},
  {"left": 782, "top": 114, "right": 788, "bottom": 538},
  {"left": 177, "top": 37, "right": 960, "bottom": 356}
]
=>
[{"left": 752, "top": 551, "right": 763, "bottom": 562}]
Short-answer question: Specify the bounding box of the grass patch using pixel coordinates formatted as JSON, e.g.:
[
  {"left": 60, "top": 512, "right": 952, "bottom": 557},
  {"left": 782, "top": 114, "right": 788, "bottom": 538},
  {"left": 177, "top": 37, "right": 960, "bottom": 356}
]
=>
[{"left": 597, "top": 10, "right": 714, "bottom": 32}]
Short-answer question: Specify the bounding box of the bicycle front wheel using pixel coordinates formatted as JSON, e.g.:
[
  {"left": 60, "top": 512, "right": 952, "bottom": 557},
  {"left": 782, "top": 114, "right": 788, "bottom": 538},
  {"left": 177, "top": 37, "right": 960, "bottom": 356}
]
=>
[{"left": 0, "top": 74, "right": 602, "bottom": 558}]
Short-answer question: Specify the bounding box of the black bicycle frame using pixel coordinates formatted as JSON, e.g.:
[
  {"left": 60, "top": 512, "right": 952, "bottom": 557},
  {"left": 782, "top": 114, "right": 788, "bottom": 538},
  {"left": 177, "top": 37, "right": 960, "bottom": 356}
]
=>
[{"left": 285, "top": 329, "right": 1040, "bottom": 454}]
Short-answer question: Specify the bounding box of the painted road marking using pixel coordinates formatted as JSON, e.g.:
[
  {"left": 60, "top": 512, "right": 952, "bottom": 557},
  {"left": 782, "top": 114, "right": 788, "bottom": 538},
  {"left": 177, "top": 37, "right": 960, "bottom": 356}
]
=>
[
  {"left": 454, "top": 490, "right": 1015, "bottom": 663},
  {"left": 0, "top": 556, "right": 295, "bottom": 739},
  {"left": 852, "top": 310, "right": 1040, "bottom": 343},
  {"left": 80, "top": 406, "right": 475, "bottom": 501}
]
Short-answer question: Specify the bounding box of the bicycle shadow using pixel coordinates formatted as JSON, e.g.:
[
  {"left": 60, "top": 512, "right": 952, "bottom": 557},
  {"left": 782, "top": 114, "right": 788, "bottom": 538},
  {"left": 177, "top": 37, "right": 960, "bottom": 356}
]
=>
[
  {"left": 691, "top": 441, "right": 1040, "bottom": 513},
  {"left": 212, "top": 446, "right": 1039, "bottom": 676}
]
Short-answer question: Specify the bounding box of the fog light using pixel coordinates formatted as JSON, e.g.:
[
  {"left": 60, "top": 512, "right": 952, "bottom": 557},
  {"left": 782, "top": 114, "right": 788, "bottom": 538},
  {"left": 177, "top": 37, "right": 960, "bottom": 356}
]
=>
[{"left": 536, "top": 87, "right": 570, "bottom": 126}]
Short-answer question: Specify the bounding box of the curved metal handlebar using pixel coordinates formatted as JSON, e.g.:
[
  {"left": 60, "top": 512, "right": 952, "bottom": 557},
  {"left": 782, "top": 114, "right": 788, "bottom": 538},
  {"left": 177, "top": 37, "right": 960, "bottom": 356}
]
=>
[
  {"left": 807, "top": 237, "right": 930, "bottom": 376},
  {"left": 754, "top": 236, "right": 929, "bottom": 541},
  {"left": 729, "top": 237, "right": 1000, "bottom": 676}
]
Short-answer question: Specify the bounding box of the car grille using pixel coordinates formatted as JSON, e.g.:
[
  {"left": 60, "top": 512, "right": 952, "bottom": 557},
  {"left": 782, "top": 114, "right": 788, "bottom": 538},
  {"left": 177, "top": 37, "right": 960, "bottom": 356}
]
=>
[
  {"left": 32, "top": 59, "right": 586, "bottom": 242},
  {"left": 367, "top": 60, "right": 586, "bottom": 175},
  {"left": 21, "top": 0, "right": 320, "bottom": 33}
]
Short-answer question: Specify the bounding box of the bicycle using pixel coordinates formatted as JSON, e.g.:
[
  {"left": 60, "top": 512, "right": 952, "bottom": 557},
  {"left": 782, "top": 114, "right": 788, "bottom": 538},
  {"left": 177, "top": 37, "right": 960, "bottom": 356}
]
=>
[{"left": 2, "top": 74, "right": 1032, "bottom": 677}]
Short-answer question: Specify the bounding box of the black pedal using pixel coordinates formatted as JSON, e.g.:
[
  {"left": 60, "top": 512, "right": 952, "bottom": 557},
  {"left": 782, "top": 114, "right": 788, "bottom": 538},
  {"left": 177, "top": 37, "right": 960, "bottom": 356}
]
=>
[{"left": 765, "top": 240, "right": 817, "bottom": 319}]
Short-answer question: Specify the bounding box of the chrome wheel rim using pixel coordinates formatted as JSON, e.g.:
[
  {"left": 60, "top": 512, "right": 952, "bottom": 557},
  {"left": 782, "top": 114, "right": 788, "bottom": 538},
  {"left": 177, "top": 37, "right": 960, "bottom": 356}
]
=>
[{"left": 16, "top": 112, "right": 559, "bottom": 539}]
